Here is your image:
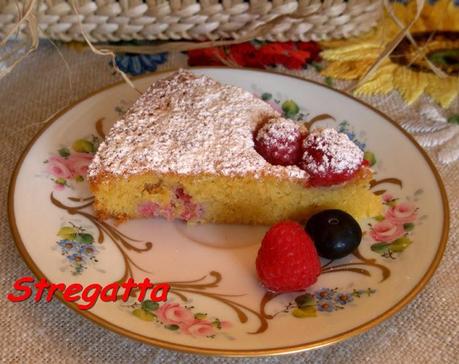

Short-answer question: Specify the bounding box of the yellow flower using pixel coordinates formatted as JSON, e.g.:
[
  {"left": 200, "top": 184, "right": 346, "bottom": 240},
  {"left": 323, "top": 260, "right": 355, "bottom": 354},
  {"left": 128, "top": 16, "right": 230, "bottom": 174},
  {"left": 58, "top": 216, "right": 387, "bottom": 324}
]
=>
[{"left": 320, "top": 0, "right": 459, "bottom": 108}]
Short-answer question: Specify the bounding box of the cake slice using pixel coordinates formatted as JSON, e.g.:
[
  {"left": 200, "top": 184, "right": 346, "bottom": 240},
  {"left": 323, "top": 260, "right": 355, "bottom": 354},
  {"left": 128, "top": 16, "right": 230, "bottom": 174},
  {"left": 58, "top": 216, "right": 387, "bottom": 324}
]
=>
[{"left": 88, "top": 70, "right": 381, "bottom": 225}]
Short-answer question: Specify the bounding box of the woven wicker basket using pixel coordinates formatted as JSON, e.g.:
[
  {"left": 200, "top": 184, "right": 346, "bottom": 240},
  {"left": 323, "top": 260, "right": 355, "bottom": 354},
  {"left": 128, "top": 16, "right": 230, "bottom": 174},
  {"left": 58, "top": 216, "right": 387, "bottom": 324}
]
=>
[{"left": 0, "top": 0, "right": 382, "bottom": 42}]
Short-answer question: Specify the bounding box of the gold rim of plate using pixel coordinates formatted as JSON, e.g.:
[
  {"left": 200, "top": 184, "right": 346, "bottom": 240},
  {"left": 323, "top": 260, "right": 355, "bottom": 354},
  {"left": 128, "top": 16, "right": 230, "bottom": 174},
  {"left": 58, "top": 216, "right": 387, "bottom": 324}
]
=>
[{"left": 7, "top": 67, "right": 450, "bottom": 357}]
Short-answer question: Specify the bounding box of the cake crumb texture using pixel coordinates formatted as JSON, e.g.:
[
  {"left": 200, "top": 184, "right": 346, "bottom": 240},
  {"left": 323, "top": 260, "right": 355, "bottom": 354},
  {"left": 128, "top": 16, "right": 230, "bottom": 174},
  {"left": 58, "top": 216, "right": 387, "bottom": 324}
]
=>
[{"left": 91, "top": 171, "right": 381, "bottom": 225}]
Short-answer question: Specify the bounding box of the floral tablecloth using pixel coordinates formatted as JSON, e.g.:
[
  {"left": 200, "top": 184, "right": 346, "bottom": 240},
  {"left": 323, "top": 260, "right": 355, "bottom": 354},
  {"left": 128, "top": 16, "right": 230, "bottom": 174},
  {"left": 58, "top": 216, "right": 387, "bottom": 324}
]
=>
[{"left": 0, "top": 41, "right": 457, "bottom": 363}]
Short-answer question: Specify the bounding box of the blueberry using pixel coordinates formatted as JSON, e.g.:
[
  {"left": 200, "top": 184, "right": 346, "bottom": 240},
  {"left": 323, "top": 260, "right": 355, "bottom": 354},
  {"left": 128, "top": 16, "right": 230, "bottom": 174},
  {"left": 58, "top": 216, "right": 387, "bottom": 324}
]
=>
[{"left": 305, "top": 209, "right": 362, "bottom": 259}]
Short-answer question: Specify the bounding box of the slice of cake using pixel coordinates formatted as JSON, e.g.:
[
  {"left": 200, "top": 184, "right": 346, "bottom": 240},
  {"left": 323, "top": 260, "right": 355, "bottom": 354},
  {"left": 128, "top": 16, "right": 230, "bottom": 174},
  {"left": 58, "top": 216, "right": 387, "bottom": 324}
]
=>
[{"left": 88, "top": 70, "right": 381, "bottom": 225}]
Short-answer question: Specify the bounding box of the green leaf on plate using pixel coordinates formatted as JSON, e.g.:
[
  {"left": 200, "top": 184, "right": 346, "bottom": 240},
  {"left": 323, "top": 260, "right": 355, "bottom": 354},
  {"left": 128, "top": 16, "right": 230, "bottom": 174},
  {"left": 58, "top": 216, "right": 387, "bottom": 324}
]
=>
[
  {"left": 73, "top": 139, "right": 95, "bottom": 153},
  {"left": 363, "top": 150, "right": 376, "bottom": 166},
  {"left": 133, "top": 308, "right": 155, "bottom": 321},
  {"left": 295, "top": 293, "right": 315, "bottom": 308},
  {"left": 194, "top": 313, "right": 207, "bottom": 320},
  {"left": 141, "top": 300, "right": 159, "bottom": 312},
  {"left": 292, "top": 306, "right": 317, "bottom": 318},
  {"left": 75, "top": 233, "right": 94, "bottom": 244},
  {"left": 371, "top": 242, "right": 391, "bottom": 254},
  {"left": 57, "top": 226, "right": 77, "bottom": 240},
  {"left": 282, "top": 100, "right": 300, "bottom": 118},
  {"left": 58, "top": 147, "right": 70, "bottom": 158},
  {"left": 165, "top": 324, "right": 179, "bottom": 330},
  {"left": 212, "top": 318, "right": 222, "bottom": 329},
  {"left": 403, "top": 223, "right": 415, "bottom": 232},
  {"left": 390, "top": 236, "right": 412, "bottom": 252},
  {"left": 261, "top": 92, "right": 272, "bottom": 101},
  {"left": 387, "top": 200, "right": 397, "bottom": 207},
  {"left": 374, "top": 215, "right": 385, "bottom": 222}
]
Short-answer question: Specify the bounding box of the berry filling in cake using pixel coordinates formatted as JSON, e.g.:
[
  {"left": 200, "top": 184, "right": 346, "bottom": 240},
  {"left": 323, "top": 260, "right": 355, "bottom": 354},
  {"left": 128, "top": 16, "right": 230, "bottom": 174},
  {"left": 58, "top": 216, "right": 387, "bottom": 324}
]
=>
[{"left": 137, "top": 186, "right": 203, "bottom": 222}]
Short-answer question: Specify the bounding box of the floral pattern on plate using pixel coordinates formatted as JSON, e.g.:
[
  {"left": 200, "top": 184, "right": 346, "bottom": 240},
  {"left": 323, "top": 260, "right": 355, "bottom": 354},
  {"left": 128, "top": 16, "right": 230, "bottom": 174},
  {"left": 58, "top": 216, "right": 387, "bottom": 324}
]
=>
[
  {"left": 44, "top": 135, "right": 98, "bottom": 190},
  {"left": 369, "top": 192, "right": 423, "bottom": 258},
  {"left": 56, "top": 224, "right": 99, "bottom": 275},
  {"left": 272, "top": 288, "right": 377, "bottom": 318},
  {"left": 125, "top": 300, "right": 232, "bottom": 338}
]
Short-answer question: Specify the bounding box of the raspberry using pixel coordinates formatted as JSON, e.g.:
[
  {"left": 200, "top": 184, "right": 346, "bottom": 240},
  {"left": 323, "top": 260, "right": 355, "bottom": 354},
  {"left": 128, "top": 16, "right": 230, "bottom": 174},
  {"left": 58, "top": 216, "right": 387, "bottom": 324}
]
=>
[
  {"left": 256, "top": 221, "right": 321, "bottom": 292},
  {"left": 299, "top": 128, "right": 363, "bottom": 186},
  {"left": 255, "top": 118, "right": 303, "bottom": 166}
]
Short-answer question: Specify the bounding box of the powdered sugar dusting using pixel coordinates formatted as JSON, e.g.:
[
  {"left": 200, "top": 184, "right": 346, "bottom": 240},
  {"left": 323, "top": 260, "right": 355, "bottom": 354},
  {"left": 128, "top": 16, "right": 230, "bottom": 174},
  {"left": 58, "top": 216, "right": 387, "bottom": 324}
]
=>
[
  {"left": 256, "top": 118, "right": 301, "bottom": 145},
  {"left": 301, "top": 128, "right": 363, "bottom": 175},
  {"left": 88, "top": 70, "right": 308, "bottom": 181},
  {"left": 255, "top": 118, "right": 303, "bottom": 166}
]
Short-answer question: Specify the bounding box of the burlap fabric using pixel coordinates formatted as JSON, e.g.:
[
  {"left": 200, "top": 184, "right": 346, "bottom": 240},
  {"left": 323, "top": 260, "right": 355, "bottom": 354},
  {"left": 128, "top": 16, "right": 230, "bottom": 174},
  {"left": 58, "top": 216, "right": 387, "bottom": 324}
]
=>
[{"left": 0, "top": 42, "right": 457, "bottom": 363}]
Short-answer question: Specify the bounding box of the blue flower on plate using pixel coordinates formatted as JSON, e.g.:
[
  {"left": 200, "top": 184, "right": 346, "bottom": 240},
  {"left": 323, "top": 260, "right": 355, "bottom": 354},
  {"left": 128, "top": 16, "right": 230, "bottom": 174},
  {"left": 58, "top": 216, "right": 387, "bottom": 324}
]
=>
[
  {"left": 57, "top": 239, "right": 80, "bottom": 253},
  {"left": 337, "top": 121, "right": 366, "bottom": 151},
  {"left": 335, "top": 292, "right": 354, "bottom": 305},
  {"left": 317, "top": 301, "right": 334, "bottom": 312},
  {"left": 79, "top": 245, "right": 97, "bottom": 258},
  {"left": 67, "top": 253, "right": 86, "bottom": 264},
  {"left": 115, "top": 53, "right": 168, "bottom": 76},
  {"left": 314, "top": 288, "right": 335, "bottom": 301}
]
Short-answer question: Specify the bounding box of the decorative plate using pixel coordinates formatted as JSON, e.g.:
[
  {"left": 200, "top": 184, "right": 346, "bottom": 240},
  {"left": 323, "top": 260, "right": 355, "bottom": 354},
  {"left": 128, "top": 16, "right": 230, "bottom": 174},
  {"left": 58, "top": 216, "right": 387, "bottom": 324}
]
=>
[{"left": 8, "top": 68, "right": 449, "bottom": 356}]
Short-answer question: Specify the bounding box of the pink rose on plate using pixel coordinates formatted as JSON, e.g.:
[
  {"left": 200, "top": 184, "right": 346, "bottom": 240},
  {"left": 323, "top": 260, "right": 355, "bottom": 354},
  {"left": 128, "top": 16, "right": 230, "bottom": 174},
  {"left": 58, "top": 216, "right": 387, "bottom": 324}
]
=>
[
  {"left": 47, "top": 155, "right": 73, "bottom": 179},
  {"left": 385, "top": 202, "right": 417, "bottom": 224},
  {"left": 220, "top": 320, "right": 231, "bottom": 330},
  {"left": 66, "top": 152, "right": 93, "bottom": 177},
  {"left": 382, "top": 193, "right": 394, "bottom": 202},
  {"left": 370, "top": 220, "right": 405, "bottom": 242},
  {"left": 181, "top": 319, "right": 215, "bottom": 337},
  {"left": 54, "top": 183, "right": 65, "bottom": 191},
  {"left": 156, "top": 303, "right": 194, "bottom": 326}
]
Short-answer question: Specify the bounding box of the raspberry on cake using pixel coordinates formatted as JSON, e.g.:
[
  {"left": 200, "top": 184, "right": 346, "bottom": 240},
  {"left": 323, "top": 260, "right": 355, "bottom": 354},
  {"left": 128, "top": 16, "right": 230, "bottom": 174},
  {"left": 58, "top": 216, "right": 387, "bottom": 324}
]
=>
[
  {"left": 88, "top": 70, "right": 381, "bottom": 225},
  {"left": 300, "top": 128, "right": 365, "bottom": 186},
  {"left": 254, "top": 118, "right": 304, "bottom": 166}
]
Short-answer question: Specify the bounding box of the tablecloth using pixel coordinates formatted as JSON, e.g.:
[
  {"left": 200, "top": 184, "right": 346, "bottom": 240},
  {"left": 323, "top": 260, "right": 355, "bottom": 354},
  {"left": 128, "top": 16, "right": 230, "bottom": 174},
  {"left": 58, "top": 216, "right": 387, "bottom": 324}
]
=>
[{"left": 0, "top": 42, "right": 457, "bottom": 364}]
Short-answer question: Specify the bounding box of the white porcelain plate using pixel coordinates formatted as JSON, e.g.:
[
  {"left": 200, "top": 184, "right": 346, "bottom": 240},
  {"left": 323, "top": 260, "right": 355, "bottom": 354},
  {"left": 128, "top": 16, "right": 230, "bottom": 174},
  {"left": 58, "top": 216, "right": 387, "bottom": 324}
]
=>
[{"left": 9, "top": 68, "right": 449, "bottom": 356}]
